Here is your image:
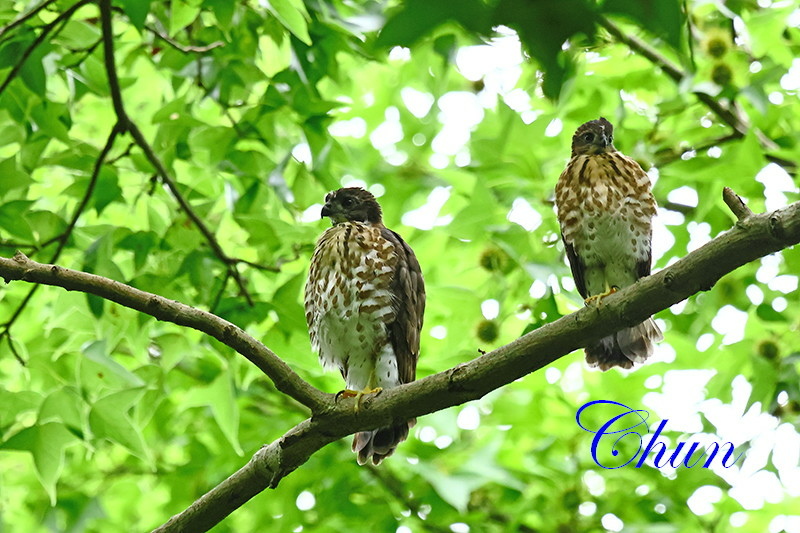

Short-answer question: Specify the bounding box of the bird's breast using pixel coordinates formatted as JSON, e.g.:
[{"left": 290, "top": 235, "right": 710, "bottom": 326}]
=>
[{"left": 305, "top": 223, "right": 398, "bottom": 367}]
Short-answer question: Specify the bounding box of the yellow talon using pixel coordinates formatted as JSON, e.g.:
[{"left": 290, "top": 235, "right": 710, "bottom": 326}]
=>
[
  {"left": 584, "top": 286, "right": 618, "bottom": 306},
  {"left": 335, "top": 387, "right": 383, "bottom": 412}
]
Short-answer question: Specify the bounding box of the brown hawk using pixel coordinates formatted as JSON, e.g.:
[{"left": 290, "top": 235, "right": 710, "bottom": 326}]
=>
[
  {"left": 555, "top": 117, "right": 663, "bottom": 370},
  {"left": 304, "top": 187, "right": 425, "bottom": 465}
]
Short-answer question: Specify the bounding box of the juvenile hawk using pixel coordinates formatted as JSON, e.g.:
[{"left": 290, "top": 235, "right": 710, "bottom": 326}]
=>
[
  {"left": 304, "top": 187, "right": 425, "bottom": 465},
  {"left": 555, "top": 117, "right": 663, "bottom": 370}
]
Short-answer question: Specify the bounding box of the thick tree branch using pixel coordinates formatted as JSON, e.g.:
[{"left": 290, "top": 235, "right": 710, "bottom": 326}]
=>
[
  {"left": 599, "top": 18, "right": 794, "bottom": 173},
  {"left": 153, "top": 196, "right": 800, "bottom": 532},
  {"left": 1, "top": 194, "right": 798, "bottom": 531},
  {"left": 98, "top": 0, "right": 255, "bottom": 305},
  {"left": 0, "top": 251, "right": 328, "bottom": 413}
]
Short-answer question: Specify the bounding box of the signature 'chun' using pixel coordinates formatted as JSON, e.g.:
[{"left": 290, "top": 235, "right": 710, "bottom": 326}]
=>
[{"left": 575, "top": 400, "right": 745, "bottom": 470}]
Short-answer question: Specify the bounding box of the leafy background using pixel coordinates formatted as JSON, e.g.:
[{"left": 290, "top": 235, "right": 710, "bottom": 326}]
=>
[{"left": 0, "top": 0, "right": 798, "bottom": 531}]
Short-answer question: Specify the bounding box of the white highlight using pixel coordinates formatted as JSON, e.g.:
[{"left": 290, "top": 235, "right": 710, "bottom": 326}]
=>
[
  {"left": 457, "top": 405, "right": 480, "bottom": 430},
  {"left": 481, "top": 299, "right": 500, "bottom": 320},
  {"left": 507, "top": 197, "right": 543, "bottom": 231},
  {"left": 296, "top": 491, "right": 316, "bottom": 511},
  {"left": 401, "top": 186, "right": 453, "bottom": 230}
]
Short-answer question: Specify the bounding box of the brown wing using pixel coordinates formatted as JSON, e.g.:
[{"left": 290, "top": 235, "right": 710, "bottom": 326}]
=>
[
  {"left": 563, "top": 238, "right": 589, "bottom": 299},
  {"left": 381, "top": 228, "right": 425, "bottom": 385},
  {"left": 636, "top": 228, "right": 653, "bottom": 280}
]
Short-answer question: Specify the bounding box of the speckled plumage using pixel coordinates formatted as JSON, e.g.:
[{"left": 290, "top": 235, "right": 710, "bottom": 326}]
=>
[
  {"left": 555, "top": 117, "right": 663, "bottom": 370},
  {"left": 305, "top": 187, "right": 425, "bottom": 465}
]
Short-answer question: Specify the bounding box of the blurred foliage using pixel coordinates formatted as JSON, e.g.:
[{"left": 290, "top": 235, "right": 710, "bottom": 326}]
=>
[{"left": 0, "top": 0, "right": 799, "bottom": 532}]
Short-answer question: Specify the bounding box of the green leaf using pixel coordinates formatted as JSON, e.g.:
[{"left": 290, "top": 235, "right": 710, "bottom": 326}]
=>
[
  {"left": 86, "top": 293, "right": 104, "bottom": 318},
  {"left": 93, "top": 168, "right": 123, "bottom": 214},
  {"left": 0, "top": 422, "right": 78, "bottom": 504},
  {"left": 117, "top": 231, "right": 159, "bottom": 271},
  {"left": 494, "top": 0, "right": 599, "bottom": 98},
  {"left": 169, "top": 0, "right": 202, "bottom": 36},
  {"left": 205, "top": 0, "right": 234, "bottom": 29},
  {"left": 756, "top": 304, "right": 786, "bottom": 322},
  {"left": 0, "top": 200, "right": 35, "bottom": 240},
  {"left": 81, "top": 340, "right": 146, "bottom": 389},
  {"left": 119, "top": 0, "right": 152, "bottom": 31},
  {"left": 0, "top": 389, "right": 42, "bottom": 427},
  {"left": 419, "top": 470, "right": 485, "bottom": 512},
  {"left": 602, "top": 0, "right": 685, "bottom": 51},
  {"left": 38, "top": 387, "right": 84, "bottom": 435},
  {"left": 89, "top": 389, "right": 152, "bottom": 462},
  {"left": 183, "top": 374, "right": 243, "bottom": 455},
  {"left": 0, "top": 156, "right": 32, "bottom": 194},
  {"left": 377, "top": 0, "right": 491, "bottom": 48},
  {"left": 20, "top": 42, "right": 47, "bottom": 95},
  {"left": 264, "top": 0, "right": 312, "bottom": 45}
]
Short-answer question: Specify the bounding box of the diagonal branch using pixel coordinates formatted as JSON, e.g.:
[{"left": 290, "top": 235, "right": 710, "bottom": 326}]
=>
[
  {"left": 0, "top": 0, "right": 92, "bottom": 98},
  {"left": 0, "top": 0, "right": 58, "bottom": 39},
  {"left": 145, "top": 24, "right": 224, "bottom": 53},
  {"left": 1, "top": 192, "right": 798, "bottom": 531},
  {"left": 98, "top": 0, "right": 255, "bottom": 305},
  {"left": 599, "top": 18, "right": 794, "bottom": 172},
  {"left": 0, "top": 250, "right": 328, "bottom": 412},
  {"left": 599, "top": 18, "right": 743, "bottom": 129}
]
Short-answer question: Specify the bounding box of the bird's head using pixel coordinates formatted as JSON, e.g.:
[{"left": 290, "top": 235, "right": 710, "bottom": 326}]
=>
[
  {"left": 571, "top": 117, "right": 616, "bottom": 156},
  {"left": 321, "top": 187, "right": 383, "bottom": 225}
]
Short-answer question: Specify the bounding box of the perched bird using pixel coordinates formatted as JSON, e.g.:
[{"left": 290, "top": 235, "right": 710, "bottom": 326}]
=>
[
  {"left": 304, "top": 187, "right": 425, "bottom": 465},
  {"left": 555, "top": 117, "right": 663, "bottom": 370}
]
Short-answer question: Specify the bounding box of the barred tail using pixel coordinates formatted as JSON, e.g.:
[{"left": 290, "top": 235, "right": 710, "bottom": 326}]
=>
[
  {"left": 585, "top": 318, "right": 663, "bottom": 371},
  {"left": 353, "top": 419, "right": 416, "bottom": 466}
]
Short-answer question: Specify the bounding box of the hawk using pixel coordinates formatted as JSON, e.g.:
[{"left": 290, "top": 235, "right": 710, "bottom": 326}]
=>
[
  {"left": 304, "top": 187, "right": 425, "bottom": 465},
  {"left": 555, "top": 117, "right": 663, "bottom": 370}
]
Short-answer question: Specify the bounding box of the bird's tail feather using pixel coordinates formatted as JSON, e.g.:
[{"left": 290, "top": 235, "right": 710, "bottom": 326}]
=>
[
  {"left": 353, "top": 418, "right": 416, "bottom": 466},
  {"left": 586, "top": 317, "right": 663, "bottom": 371}
]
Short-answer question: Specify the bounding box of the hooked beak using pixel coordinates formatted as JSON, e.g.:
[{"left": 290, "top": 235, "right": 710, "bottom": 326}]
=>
[{"left": 321, "top": 203, "right": 332, "bottom": 219}]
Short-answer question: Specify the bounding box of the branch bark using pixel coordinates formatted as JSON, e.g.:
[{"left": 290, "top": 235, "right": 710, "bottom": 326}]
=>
[
  {"left": 1, "top": 195, "right": 798, "bottom": 531},
  {"left": 0, "top": 251, "right": 329, "bottom": 413}
]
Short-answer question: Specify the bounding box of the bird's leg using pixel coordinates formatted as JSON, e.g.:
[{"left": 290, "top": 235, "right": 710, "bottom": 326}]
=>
[
  {"left": 584, "top": 284, "right": 619, "bottom": 306},
  {"left": 336, "top": 387, "right": 383, "bottom": 412}
]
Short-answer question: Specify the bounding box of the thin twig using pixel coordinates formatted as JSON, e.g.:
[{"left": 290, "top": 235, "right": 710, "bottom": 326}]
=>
[
  {"left": 145, "top": 24, "right": 224, "bottom": 53},
  {"left": 722, "top": 187, "right": 753, "bottom": 221},
  {"left": 98, "top": 0, "right": 255, "bottom": 305},
  {"left": 62, "top": 37, "right": 102, "bottom": 69},
  {"left": 600, "top": 17, "right": 793, "bottom": 173},
  {"left": 0, "top": 0, "right": 58, "bottom": 39},
  {"left": 0, "top": 241, "right": 36, "bottom": 249},
  {"left": 233, "top": 258, "right": 282, "bottom": 273},
  {"left": 5, "top": 333, "right": 24, "bottom": 365},
  {"left": 599, "top": 18, "right": 744, "bottom": 131},
  {"left": 654, "top": 132, "right": 740, "bottom": 168},
  {"left": 0, "top": 0, "right": 92, "bottom": 98},
  {"left": 0, "top": 124, "right": 122, "bottom": 361}
]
